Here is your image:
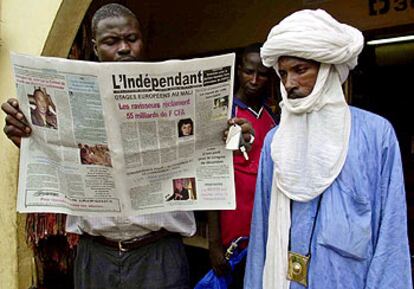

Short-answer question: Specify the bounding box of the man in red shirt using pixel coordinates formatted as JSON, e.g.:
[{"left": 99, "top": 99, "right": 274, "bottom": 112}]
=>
[{"left": 208, "top": 43, "right": 277, "bottom": 289}]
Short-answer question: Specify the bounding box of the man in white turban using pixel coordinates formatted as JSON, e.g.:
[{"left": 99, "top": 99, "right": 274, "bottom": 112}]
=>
[{"left": 244, "top": 9, "right": 412, "bottom": 289}]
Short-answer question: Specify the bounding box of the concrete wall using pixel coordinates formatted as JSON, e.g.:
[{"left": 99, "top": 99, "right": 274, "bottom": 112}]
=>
[{"left": 0, "top": 1, "right": 90, "bottom": 288}]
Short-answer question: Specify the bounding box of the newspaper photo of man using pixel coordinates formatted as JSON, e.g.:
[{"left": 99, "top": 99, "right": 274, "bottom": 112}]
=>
[
  {"left": 78, "top": 143, "right": 112, "bottom": 167},
  {"left": 166, "top": 178, "right": 196, "bottom": 201},
  {"left": 212, "top": 95, "right": 228, "bottom": 119},
  {"left": 29, "top": 87, "right": 58, "bottom": 129}
]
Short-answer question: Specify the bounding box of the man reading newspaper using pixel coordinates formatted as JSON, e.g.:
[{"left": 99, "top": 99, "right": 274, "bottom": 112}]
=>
[{"left": 2, "top": 4, "right": 253, "bottom": 289}]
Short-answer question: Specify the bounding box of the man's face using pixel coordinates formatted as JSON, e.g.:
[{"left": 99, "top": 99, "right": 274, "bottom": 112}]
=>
[
  {"left": 181, "top": 123, "right": 192, "bottom": 136},
  {"left": 278, "top": 56, "right": 320, "bottom": 99},
  {"left": 34, "top": 91, "right": 48, "bottom": 113},
  {"left": 238, "top": 52, "right": 270, "bottom": 99},
  {"left": 175, "top": 181, "right": 183, "bottom": 191},
  {"left": 93, "top": 15, "right": 144, "bottom": 62}
]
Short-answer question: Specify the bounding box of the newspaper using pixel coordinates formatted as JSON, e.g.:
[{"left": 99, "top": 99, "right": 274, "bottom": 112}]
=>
[{"left": 12, "top": 52, "right": 236, "bottom": 216}]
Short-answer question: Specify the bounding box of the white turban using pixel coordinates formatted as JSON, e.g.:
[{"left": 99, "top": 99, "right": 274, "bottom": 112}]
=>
[
  {"left": 261, "top": 9, "right": 363, "bottom": 82},
  {"left": 262, "top": 10, "right": 364, "bottom": 289}
]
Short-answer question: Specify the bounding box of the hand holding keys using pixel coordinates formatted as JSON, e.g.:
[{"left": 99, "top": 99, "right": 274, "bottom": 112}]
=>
[{"left": 226, "top": 123, "right": 249, "bottom": 160}]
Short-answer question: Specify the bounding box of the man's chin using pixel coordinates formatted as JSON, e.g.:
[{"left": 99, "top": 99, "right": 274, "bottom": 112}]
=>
[
  {"left": 287, "top": 94, "right": 307, "bottom": 99},
  {"left": 117, "top": 57, "right": 138, "bottom": 62},
  {"left": 245, "top": 88, "right": 261, "bottom": 97}
]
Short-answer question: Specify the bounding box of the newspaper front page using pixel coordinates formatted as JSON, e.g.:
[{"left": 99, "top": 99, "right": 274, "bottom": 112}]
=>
[{"left": 12, "top": 53, "right": 236, "bottom": 216}]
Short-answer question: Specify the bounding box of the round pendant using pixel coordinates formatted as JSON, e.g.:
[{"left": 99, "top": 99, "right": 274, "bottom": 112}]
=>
[{"left": 292, "top": 262, "right": 302, "bottom": 275}]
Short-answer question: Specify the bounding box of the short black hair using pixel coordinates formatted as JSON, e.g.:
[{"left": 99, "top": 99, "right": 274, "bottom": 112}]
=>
[
  {"left": 33, "top": 88, "right": 45, "bottom": 96},
  {"left": 91, "top": 3, "right": 138, "bottom": 38},
  {"left": 239, "top": 42, "right": 264, "bottom": 69},
  {"left": 242, "top": 42, "right": 262, "bottom": 57},
  {"left": 178, "top": 118, "right": 193, "bottom": 127}
]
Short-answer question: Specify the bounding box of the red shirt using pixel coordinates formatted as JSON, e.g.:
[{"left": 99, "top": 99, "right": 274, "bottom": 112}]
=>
[{"left": 220, "top": 99, "right": 276, "bottom": 246}]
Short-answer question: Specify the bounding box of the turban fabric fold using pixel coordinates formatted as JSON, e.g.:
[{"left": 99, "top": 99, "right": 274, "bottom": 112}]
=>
[{"left": 261, "top": 9, "right": 363, "bottom": 82}]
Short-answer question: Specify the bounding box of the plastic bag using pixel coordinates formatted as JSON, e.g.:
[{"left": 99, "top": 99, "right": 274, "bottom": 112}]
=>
[{"left": 194, "top": 237, "right": 248, "bottom": 289}]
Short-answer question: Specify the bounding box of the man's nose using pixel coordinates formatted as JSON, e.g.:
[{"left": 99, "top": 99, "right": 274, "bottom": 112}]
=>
[
  {"left": 249, "top": 72, "right": 258, "bottom": 85},
  {"left": 284, "top": 74, "right": 297, "bottom": 92},
  {"left": 118, "top": 41, "right": 131, "bottom": 54}
]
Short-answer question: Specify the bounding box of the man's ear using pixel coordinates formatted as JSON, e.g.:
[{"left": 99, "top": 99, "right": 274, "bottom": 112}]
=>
[{"left": 92, "top": 39, "right": 98, "bottom": 58}]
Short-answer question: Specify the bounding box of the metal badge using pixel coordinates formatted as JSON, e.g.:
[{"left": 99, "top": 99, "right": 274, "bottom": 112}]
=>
[{"left": 287, "top": 251, "right": 310, "bottom": 287}]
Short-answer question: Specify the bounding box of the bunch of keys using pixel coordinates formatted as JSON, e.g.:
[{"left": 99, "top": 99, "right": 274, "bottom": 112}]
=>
[{"left": 225, "top": 124, "right": 249, "bottom": 160}]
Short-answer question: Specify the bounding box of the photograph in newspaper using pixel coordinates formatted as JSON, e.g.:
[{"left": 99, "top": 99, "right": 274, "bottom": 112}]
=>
[
  {"left": 29, "top": 87, "right": 58, "bottom": 129},
  {"left": 12, "top": 52, "right": 236, "bottom": 216},
  {"left": 79, "top": 143, "right": 112, "bottom": 167},
  {"left": 177, "top": 118, "right": 194, "bottom": 137},
  {"left": 165, "top": 178, "right": 196, "bottom": 201}
]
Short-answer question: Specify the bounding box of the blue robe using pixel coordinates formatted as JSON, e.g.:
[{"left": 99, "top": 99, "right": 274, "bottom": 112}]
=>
[{"left": 245, "top": 107, "right": 412, "bottom": 289}]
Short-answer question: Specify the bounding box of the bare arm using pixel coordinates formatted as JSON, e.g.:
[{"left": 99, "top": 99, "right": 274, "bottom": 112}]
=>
[{"left": 207, "top": 210, "right": 230, "bottom": 276}]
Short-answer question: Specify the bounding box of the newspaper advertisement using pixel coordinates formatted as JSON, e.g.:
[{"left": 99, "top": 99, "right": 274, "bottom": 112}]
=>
[{"left": 12, "top": 52, "right": 236, "bottom": 216}]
